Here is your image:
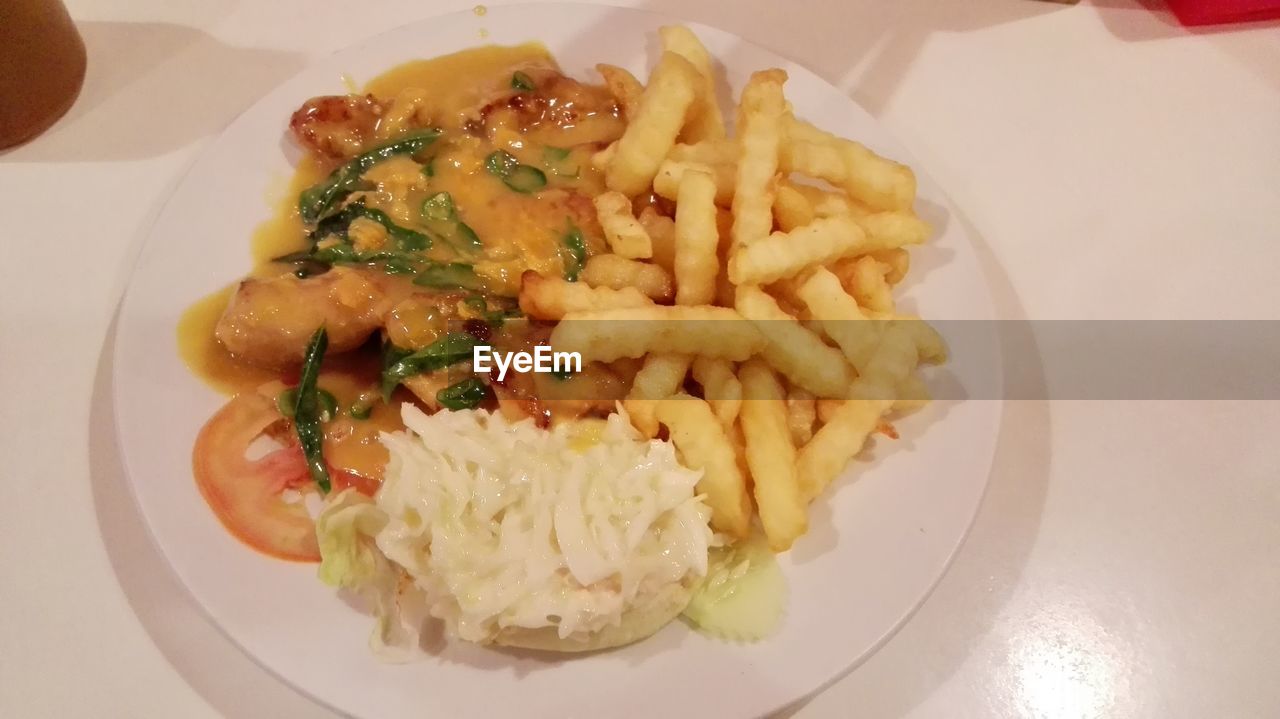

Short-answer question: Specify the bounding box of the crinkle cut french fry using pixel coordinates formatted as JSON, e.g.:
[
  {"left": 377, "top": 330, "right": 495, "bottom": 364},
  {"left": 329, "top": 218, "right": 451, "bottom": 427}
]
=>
[
  {"left": 794, "top": 266, "right": 881, "bottom": 374},
  {"left": 773, "top": 182, "right": 815, "bottom": 232},
  {"left": 673, "top": 169, "right": 719, "bottom": 306},
  {"left": 594, "top": 191, "right": 654, "bottom": 259},
  {"left": 550, "top": 305, "right": 765, "bottom": 363},
  {"left": 653, "top": 159, "right": 736, "bottom": 207},
  {"left": 592, "top": 141, "right": 617, "bottom": 172},
  {"left": 796, "top": 397, "right": 893, "bottom": 502},
  {"left": 596, "top": 63, "right": 644, "bottom": 119},
  {"left": 738, "top": 358, "right": 807, "bottom": 551},
  {"left": 582, "top": 255, "right": 674, "bottom": 302},
  {"left": 844, "top": 255, "right": 895, "bottom": 313},
  {"left": 895, "top": 314, "right": 948, "bottom": 364},
  {"left": 637, "top": 207, "right": 677, "bottom": 273},
  {"left": 870, "top": 248, "right": 910, "bottom": 285},
  {"left": 728, "top": 215, "right": 868, "bottom": 286},
  {"left": 691, "top": 357, "right": 742, "bottom": 428},
  {"left": 730, "top": 69, "right": 787, "bottom": 252},
  {"left": 893, "top": 373, "right": 931, "bottom": 414},
  {"left": 734, "top": 284, "right": 854, "bottom": 397},
  {"left": 783, "top": 116, "right": 917, "bottom": 211},
  {"left": 656, "top": 393, "right": 752, "bottom": 538},
  {"left": 670, "top": 140, "right": 736, "bottom": 165},
  {"left": 623, "top": 353, "right": 691, "bottom": 438},
  {"left": 519, "top": 271, "right": 653, "bottom": 320},
  {"left": 849, "top": 322, "right": 919, "bottom": 399},
  {"left": 784, "top": 384, "right": 816, "bottom": 446},
  {"left": 780, "top": 180, "right": 930, "bottom": 250},
  {"left": 659, "top": 25, "right": 726, "bottom": 143},
  {"left": 606, "top": 52, "right": 700, "bottom": 196}
]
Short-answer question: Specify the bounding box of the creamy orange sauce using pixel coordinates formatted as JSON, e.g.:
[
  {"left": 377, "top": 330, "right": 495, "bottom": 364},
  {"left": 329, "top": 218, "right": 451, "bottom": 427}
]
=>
[
  {"left": 178, "top": 285, "right": 281, "bottom": 395},
  {"left": 180, "top": 44, "right": 628, "bottom": 489}
]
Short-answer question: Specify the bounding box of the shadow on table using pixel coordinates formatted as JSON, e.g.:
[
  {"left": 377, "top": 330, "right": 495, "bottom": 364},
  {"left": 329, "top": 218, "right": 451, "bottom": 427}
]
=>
[
  {"left": 1, "top": 21, "right": 304, "bottom": 163},
  {"left": 88, "top": 314, "right": 341, "bottom": 719},
  {"left": 1087, "top": 0, "right": 1280, "bottom": 92},
  {"left": 632, "top": 0, "right": 1067, "bottom": 117}
]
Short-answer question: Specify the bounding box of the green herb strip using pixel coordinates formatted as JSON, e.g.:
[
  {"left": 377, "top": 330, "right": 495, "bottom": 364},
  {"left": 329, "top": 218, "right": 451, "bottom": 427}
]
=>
[
  {"left": 293, "top": 328, "right": 331, "bottom": 494},
  {"left": 436, "top": 377, "right": 489, "bottom": 410},
  {"left": 503, "top": 164, "right": 547, "bottom": 193},
  {"left": 485, "top": 150, "right": 520, "bottom": 178},
  {"left": 421, "top": 191, "right": 456, "bottom": 222},
  {"left": 379, "top": 332, "right": 479, "bottom": 401},
  {"left": 298, "top": 129, "right": 441, "bottom": 224},
  {"left": 413, "top": 262, "right": 482, "bottom": 290},
  {"left": 511, "top": 71, "right": 535, "bottom": 91},
  {"left": 561, "top": 222, "right": 587, "bottom": 282}
]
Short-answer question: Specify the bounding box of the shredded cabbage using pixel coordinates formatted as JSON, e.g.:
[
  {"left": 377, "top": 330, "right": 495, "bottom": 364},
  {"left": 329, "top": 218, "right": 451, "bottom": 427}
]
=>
[{"left": 374, "top": 405, "right": 712, "bottom": 645}]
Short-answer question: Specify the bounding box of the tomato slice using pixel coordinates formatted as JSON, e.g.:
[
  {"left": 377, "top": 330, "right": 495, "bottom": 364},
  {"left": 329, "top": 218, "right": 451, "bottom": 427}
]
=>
[{"left": 192, "top": 392, "right": 320, "bottom": 562}]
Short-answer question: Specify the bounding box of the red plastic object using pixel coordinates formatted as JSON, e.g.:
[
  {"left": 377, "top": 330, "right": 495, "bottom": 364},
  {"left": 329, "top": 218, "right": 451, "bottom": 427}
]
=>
[{"left": 1165, "top": 0, "right": 1280, "bottom": 26}]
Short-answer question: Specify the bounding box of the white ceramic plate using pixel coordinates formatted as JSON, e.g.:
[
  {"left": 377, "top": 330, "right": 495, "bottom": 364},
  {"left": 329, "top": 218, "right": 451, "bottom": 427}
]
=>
[{"left": 113, "top": 4, "right": 1002, "bottom": 718}]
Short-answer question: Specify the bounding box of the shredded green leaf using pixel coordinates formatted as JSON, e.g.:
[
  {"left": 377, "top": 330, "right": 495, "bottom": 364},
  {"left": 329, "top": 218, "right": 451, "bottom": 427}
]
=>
[
  {"left": 293, "top": 328, "right": 331, "bottom": 494},
  {"left": 379, "top": 332, "right": 478, "bottom": 401}
]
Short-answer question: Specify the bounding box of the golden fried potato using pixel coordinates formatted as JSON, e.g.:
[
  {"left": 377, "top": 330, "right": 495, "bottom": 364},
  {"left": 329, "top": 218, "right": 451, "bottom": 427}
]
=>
[
  {"left": 550, "top": 305, "right": 765, "bottom": 362},
  {"left": 849, "top": 322, "right": 919, "bottom": 400},
  {"left": 606, "top": 52, "right": 701, "bottom": 196},
  {"left": 869, "top": 248, "right": 910, "bottom": 285},
  {"left": 596, "top": 63, "right": 644, "bottom": 118},
  {"left": 783, "top": 117, "right": 917, "bottom": 211},
  {"left": 861, "top": 310, "right": 948, "bottom": 365},
  {"left": 898, "top": 315, "right": 948, "bottom": 364},
  {"left": 894, "top": 373, "right": 931, "bottom": 414},
  {"left": 816, "top": 397, "right": 843, "bottom": 424},
  {"left": 659, "top": 25, "right": 726, "bottom": 143},
  {"left": 784, "top": 383, "right": 816, "bottom": 446},
  {"left": 653, "top": 158, "right": 736, "bottom": 207},
  {"left": 738, "top": 359, "right": 807, "bottom": 551},
  {"left": 670, "top": 140, "right": 736, "bottom": 165},
  {"left": 781, "top": 180, "right": 930, "bottom": 249},
  {"left": 691, "top": 357, "right": 742, "bottom": 429},
  {"left": 728, "top": 215, "right": 868, "bottom": 286},
  {"left": 623, "top": 353, "right": 691, "bottom": 438},
  {"left": 840, "top": 255, "right": 895, "bottom": 313},
  {"left": 796, "top": 397, "right": 893, "bottom": 501},
  {"left": 518, "top": 271, "right": 653, "bottom": 320},
  {"left": 608, "top": 355, "right": 646, "bottom": 386},
  {"left": 592, "top": 141, "right": 617, "bottom": 172},
  {"left": 673, "top": 169, "right": 720, "bottom": 306},
  {"left": 582, "top": 255, "right": 674, "bottom": 302},
  {"left": 734, "top": 285, "right": 854, "bottom": 397},
  {"left": 730, "top": 69, "right": 787, "bottom": 252},
  {"left": 594, "top": 191, "right": 654, "bottom": 259},
  {"left": 656, "top": 393, "right": 752, "bottom": 538},
  {"left": 637, "top": 207, "right": 677, "bottom": 273},
  {"left": 794, "top": 266, "right": 881, "bottom": 373},
  {"left": 772, "top": 182, "right": 815, "bottom": 232}
]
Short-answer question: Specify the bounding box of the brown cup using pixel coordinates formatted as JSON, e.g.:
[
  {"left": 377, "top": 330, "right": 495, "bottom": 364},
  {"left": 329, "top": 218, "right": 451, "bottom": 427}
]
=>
[{"left": 0, "top": 0, "right": 87, "bottom": 150}]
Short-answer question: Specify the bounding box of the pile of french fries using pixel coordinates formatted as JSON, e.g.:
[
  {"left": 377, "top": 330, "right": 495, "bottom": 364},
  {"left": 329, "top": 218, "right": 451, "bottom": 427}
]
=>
[{"left": 521, "top": 26, "right": 946, "bottom": 552}]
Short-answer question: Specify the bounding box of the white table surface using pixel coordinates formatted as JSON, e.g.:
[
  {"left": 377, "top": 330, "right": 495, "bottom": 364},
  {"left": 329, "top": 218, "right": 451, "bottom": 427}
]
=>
[{"left": 2, "top": 1, "right": 1277, "bottom": 717}]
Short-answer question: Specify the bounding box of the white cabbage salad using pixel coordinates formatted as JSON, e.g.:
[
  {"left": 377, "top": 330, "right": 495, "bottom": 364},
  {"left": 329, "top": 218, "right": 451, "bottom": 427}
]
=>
[{"left": 316, "top": 403, "right": 713, "bottom": 655}]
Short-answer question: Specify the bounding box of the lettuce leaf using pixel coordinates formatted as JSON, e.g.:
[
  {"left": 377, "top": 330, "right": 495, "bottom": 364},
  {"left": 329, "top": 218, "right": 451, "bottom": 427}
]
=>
[{"left": 315, "top": 488, "right": 428, "bottom": 660}]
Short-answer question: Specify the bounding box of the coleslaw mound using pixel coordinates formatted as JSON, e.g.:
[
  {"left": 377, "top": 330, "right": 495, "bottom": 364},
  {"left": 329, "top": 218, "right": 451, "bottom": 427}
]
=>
[{"left": 374, "top": 404, "right": 712, "bottom": 646}]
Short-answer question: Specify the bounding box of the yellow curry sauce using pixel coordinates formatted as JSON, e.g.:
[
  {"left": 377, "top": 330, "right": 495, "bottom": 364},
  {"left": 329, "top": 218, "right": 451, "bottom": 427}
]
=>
[{"left": 180, "top": 44, "right": 629, "bottom": 486}]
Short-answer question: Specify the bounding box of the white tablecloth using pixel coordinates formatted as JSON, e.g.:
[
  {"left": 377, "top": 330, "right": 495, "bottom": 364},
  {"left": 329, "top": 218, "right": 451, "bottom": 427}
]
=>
[{"left": 2, "top": 1, "right": 1277, "bottom": 716}]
